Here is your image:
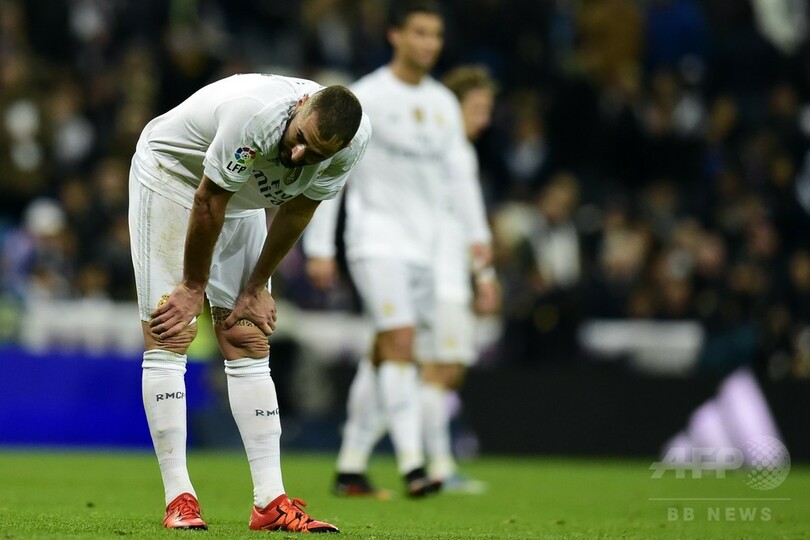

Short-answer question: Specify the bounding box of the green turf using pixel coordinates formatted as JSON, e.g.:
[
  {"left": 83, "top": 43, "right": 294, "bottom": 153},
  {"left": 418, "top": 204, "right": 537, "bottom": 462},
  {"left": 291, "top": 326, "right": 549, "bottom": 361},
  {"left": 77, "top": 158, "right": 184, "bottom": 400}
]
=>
[{"left": 0, "top": 450, "right": 807, "bottom": 539}]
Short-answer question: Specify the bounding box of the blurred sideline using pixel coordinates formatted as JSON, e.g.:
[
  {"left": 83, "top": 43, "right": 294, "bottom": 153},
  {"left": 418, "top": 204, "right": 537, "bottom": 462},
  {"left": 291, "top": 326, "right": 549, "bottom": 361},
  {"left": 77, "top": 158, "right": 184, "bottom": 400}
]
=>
[
  {"left": 3, "top": 298, "right": 809, "bottom": 459},
  {"left": 17, "top": 298, "right": 704, "bottom": 375}
]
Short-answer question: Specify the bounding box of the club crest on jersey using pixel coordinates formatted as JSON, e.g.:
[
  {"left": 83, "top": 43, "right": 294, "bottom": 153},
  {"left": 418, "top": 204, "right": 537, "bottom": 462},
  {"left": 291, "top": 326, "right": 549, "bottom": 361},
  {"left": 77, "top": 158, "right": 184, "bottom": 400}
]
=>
[
  {"left": 283, "top": 167, "right": 302, "bottom": 185},
  {"left": 234, "top": 146, "right": 257, "bottom": 165}
]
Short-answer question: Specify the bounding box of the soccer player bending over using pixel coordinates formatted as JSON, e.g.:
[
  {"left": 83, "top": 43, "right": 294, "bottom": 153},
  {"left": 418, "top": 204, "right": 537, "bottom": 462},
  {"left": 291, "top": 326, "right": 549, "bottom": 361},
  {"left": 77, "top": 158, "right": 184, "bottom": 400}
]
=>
[{"left": 129, "top": 72, "right": 370, "bottom": 532}]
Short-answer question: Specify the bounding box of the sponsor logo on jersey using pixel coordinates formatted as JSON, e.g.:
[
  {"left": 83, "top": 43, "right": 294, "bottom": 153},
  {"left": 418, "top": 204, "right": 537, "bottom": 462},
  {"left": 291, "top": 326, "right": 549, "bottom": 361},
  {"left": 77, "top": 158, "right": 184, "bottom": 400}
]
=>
[
  {"left": 254, "top": 169, "right": 294, "bottom": 206},
  {"left": 413, "top": 108, "right": 424, "bottom": 123},
  {"left": 225, "top": 147, "right": 257, "bottom": 175},
  {"left": 234, "top": 146, "right": 257, "bottom": 164}
]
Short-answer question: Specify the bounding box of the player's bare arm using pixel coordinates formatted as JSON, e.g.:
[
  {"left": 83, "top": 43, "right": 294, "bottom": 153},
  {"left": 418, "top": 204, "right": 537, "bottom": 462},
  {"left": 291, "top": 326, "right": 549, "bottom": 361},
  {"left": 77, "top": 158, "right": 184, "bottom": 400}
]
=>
[
  {"left": 470, "top": 242, "right": 493, "bottom": 272},
  {"left": 306, "top": 257, "right": 338, "bottom": 290},
  {"left": 150, "top": 175, "right": 233, "bottom": 339},
  {"left": 223, "top": 194, "right": 322, "bottom": 334}
]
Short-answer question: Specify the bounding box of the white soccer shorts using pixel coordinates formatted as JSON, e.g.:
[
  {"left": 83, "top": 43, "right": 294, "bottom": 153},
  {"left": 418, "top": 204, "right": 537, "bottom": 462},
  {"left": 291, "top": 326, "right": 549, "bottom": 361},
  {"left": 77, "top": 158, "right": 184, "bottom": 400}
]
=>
[
  {"left": 348, "top": 257, "right": 435, "bottom": 333},
  {"left": 348, "top": 257, "right": 475, "bottom": 364},
  {"left": 128, "top": 174, "right": 269, "bottom": 322},
  {"left": 415, "top": 298, "right": 476, "bottom": 365}
]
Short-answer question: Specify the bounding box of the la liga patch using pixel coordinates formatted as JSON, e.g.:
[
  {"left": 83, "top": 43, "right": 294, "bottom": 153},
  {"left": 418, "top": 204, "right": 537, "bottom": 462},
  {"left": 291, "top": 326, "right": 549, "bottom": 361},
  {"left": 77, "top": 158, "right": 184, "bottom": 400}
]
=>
[{"left": 234, "top": 146, "right": 257, "bottom": 164}]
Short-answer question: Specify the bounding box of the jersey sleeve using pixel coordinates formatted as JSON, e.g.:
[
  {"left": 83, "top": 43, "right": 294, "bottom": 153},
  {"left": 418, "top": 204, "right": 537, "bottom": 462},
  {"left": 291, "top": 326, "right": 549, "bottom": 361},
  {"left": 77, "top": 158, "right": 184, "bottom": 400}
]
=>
[
  {"left": 203, "top": 97, "right": 283, "bottom": 191},
  {"left": 453, "top": 143, "right": 492, "bottom": 245},
  {"left": 444, "top": 102, "right": 492, "bottom": 246}
]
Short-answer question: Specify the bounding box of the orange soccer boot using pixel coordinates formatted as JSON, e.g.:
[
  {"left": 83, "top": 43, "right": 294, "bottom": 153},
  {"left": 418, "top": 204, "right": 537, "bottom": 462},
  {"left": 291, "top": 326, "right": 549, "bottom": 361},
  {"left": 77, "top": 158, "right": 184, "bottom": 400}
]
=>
[
  {"left": 249, "top": 494, "right": 339, "bottom": 533},
  {"left": 163, "top": 492, "right": 207, "bottom": 530}
]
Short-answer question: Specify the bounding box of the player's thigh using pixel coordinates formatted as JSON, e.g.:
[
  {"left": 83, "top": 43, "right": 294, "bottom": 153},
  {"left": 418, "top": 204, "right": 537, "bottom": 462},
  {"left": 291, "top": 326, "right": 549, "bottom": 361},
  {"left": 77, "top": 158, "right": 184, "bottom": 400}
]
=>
[
  {"left": 129, "top": 180, "right": 191, "bottom": 324},
  {"left": 207, "top": 210, "right": 270, "bottom": 359}
]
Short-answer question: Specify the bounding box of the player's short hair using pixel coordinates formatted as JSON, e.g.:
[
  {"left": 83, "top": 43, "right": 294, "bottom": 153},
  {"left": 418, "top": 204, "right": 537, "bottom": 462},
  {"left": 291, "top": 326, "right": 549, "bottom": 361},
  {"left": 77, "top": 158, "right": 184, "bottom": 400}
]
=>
[
  {"left": 389, "top": 0, "right": 443, "bottom": 29},
  {"left": 442, "top": 65, "right": 499, "bottom": 102},
  {"left": 308, "top": 85, "right": 363, "bottom": 147}
]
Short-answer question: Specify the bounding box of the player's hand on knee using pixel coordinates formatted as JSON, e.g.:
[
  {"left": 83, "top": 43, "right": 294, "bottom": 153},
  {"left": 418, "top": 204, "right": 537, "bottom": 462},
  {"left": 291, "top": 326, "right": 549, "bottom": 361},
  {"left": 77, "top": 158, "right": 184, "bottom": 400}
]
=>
[
  {"left": 149, "top": 284, "right": 204, "bottom": 339},
  {"left": 224, "top": 288, "right": 277, "bottom": 336}
]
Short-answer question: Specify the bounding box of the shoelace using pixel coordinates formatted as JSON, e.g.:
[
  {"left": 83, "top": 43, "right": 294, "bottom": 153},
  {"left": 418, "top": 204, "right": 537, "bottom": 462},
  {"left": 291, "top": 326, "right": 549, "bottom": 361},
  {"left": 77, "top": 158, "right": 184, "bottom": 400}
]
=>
[
  {"left": 280, "top": 498, "right": 315, "bottom": 530},
  {"left": 172, "top": 495, "right": 201, "bottom": 520}
]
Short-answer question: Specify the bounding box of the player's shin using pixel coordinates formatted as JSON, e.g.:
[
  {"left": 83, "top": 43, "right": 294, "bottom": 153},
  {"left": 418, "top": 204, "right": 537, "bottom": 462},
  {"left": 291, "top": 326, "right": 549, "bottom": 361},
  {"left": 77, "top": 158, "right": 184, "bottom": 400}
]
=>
[
  {"left": 378, "top": 360, "right": 424, "bottom": 475},
  {"left": 225, "top": 357, "right": 285, "bottom": 508},
  {"left": 420, "top": 381, "right": 455, "bottom": 480},
  {"left": 336, "top": 357, "right": 385, "bottom": 473},
  {"left": 142, "top": 349, "right": 196, "bottom": 504}
]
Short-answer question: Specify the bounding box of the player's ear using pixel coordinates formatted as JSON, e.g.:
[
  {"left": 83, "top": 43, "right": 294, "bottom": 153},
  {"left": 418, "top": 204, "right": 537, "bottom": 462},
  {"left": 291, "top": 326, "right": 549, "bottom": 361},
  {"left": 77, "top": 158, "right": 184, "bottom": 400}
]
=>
[
  {"left": 295, "top": 94, "right": 311, "bottom": 111},
  {"left": 387, "top": 28, "right": 400, "bottom": 48}
]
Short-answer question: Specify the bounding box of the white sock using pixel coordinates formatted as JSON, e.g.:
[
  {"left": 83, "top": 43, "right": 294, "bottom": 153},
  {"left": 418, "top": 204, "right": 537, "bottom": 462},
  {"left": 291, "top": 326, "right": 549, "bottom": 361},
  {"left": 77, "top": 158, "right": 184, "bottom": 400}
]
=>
[
  {"left": 225, "top": 357, "right": 284, "bottom": 508},
  {"left": 420, "top": 382, "right": 456, "bottom": 480},
  {"left": 336, "top": 358, "right": 385, "bottom": 473},
  {"left": 141, "top": 349, "right": 196, "bottom": 505},
  {"left": 378, "top": 361, "right": 424, "bottom": 475}
]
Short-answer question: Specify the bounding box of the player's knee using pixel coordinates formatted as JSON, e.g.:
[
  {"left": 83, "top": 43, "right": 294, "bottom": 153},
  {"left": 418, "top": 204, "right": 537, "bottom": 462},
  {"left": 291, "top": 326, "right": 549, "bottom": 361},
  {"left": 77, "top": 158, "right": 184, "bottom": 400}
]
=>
[
  {"left": 142, "top": 323, "right": 197, "bottom": 355},
  {"left": 421, "top": 363, "right": 465, "bottom": 389},
  {"left": 216, "top": 324, "right": 270, "bottom": 359},
  {"left": 375, "top": 328, "right": 414, "bottom": 361},
  {"left": 445, "top": 369, "right": 465, "bottom": 389}
]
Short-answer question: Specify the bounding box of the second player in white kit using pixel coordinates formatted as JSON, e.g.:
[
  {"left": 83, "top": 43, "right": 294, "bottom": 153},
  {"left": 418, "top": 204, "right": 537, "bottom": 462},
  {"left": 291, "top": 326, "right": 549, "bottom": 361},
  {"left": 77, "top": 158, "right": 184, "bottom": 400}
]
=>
[{"left": 304, "top": 1, "right": 499, "bottom": 496}]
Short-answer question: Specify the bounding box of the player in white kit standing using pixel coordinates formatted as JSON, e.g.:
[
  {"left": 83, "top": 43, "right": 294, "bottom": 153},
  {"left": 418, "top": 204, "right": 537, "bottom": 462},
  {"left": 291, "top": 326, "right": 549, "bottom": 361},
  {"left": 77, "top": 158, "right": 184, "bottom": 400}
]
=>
[
  {"left": 304, "top": 1, "right": 491, "bottom": 497},
  {"left": 416, "top": 65, "right": 500, "bottom": 493},
  {"left": 129, "top": 73, "right": 370, "bottom": 532}
]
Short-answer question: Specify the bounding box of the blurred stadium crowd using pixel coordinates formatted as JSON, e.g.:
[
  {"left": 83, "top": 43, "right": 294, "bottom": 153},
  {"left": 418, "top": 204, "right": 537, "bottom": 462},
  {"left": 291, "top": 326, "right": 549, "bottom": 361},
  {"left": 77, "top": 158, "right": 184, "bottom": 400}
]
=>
[{"left": 1, "top": 0, "right": 809, "bottom": 378}]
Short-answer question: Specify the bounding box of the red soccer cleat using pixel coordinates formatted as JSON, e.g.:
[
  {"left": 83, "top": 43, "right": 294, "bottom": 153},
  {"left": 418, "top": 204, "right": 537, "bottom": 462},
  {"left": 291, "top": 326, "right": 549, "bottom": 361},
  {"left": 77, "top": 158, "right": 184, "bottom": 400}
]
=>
[
  {"left": 249, "top": 494, "right": 339, "bottom": 533},
  {"left": 163, "top": 492, "right": 207, "bottom": 530}
]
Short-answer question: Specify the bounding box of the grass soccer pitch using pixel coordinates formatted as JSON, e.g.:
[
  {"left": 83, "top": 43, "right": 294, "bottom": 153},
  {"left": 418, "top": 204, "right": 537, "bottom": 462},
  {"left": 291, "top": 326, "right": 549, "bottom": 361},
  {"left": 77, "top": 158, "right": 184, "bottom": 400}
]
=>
[{"left": 0, "top": 451, "right": 808, "bottom": 539}]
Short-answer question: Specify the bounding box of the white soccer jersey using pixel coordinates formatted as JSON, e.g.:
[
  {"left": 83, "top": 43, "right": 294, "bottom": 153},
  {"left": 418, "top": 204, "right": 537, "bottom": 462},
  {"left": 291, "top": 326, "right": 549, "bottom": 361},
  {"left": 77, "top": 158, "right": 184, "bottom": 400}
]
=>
[
  {"left": 304, "top": 67, "right": 469, "bottom": 265},
  {"left": 133, "top": 73, "right": 371, "bottom": 217}
]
